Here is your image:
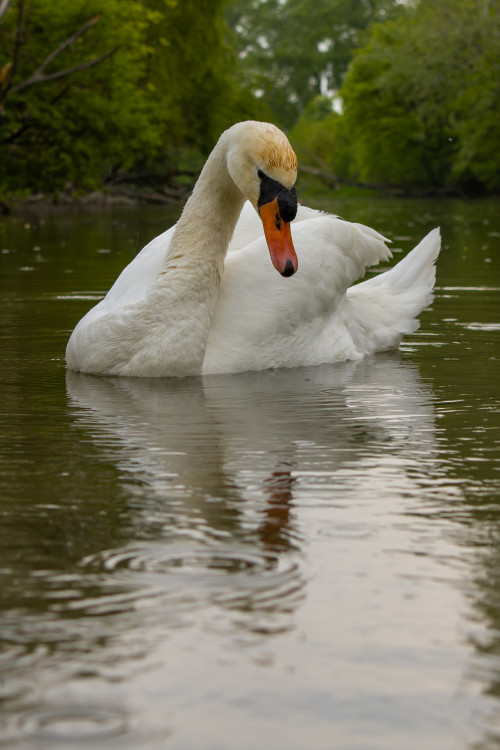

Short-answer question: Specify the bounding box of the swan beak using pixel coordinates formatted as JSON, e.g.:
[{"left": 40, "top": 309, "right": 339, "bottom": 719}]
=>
[{"left": 259, "top": 198, "right": 298, "bottom": 277}]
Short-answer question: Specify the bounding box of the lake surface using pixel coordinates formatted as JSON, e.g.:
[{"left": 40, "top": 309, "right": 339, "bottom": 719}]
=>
[{"left": 0, "top": 195, "right": 499, "bottom": 749}]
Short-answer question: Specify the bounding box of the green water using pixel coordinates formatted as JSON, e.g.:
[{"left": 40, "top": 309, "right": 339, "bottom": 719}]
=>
[{"left": 0, "top": 196, "right": 499, "bottom": 749}]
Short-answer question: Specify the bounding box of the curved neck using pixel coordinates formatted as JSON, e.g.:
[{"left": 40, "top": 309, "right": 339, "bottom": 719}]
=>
[
  {"left": 147, "top": 132, "right": 246, "bottom": 376},
  {"left": 160, "top": 133, "right": 245, "bottom": 279}
]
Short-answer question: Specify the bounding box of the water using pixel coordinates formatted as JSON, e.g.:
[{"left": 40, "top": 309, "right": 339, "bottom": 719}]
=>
[{"left": 0, "top": 196, "right": 499, "bottom": 749}]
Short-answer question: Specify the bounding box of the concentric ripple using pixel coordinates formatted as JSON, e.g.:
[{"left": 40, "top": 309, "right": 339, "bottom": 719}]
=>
[
  {"left": 80, "top": 542, "right": 304, "bottom": 614},
  {"left": 21, "top": 704, "right": 128, "bottom": 744}
]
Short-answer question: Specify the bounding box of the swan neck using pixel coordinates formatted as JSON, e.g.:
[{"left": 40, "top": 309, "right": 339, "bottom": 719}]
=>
[
  {"left": 161, "top": 135, "right": 244, "bottom": 275},
  {"left": 145, "top": 132, "right": 246, "bottom": 376}
]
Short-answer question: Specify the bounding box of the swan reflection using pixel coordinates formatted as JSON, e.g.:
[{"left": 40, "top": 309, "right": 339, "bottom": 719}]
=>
[{"left": 66, "top": 353, "right": 437, "bottom": 552}]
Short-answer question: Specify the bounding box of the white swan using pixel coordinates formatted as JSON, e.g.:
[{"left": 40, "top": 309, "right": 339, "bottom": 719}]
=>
[{"left": 66, "top": 121, "right": 440, "bottom": 377}]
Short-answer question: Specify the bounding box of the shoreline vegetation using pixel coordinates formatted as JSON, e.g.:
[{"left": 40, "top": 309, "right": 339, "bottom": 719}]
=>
[
  {"left": 0, "top": 173, "right": 490, "bottom": 216},
  {"left": 1, "top": 0, "right": 499, "bottom": 213}
]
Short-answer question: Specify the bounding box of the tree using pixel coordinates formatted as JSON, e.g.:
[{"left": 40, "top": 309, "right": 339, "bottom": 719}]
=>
[
  {"left": 0, "top": 7, "right": 119, "bottom": 107},
  {"left": 338, "top": 0, "right": 500, "bottom": 191},
  {"left": 140, "top": 0, "right": 264, "bottom": 166},
  {"left": 0, "top": 0, "right": 163, "bottom": 193},
  {"left": 226, "top": 0, "right": 403, "bottom": 127},
  {"left": 289, "top": 96, "right": 353, "bottom": 188},
  {"left": 0, "top": 0, "right": 260, "bottom": 196}
]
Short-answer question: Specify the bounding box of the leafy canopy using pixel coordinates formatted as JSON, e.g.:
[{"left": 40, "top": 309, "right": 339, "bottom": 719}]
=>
[
  {"left": 227, "top": 0, "right": 403, "bottom": 127},
  {"left": 0, "top": 0, "right": 258, "bottom": 194},
  {"left": 338, "top": 0, "right": 500, "bottom": 190},
  {"left": 0, "top": 0, "right": 161, "bottom": 192},
  {"left": 0, "top": 0, "right": 499, "bottom": 196}
]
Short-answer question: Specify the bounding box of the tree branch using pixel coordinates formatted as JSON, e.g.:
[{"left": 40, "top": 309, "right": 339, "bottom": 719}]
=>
[
  {"left": 4, "top": 13, "right": 119, "bottom": 96},
  {"left": 29, "top": 14, "right": 102, "bottom": 78},
  {"left": 11, "top": 44, "right": 120, "bottom": 93}
]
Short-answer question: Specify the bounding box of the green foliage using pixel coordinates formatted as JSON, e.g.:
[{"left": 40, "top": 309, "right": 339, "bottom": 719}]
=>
[
  {"left": 0, "top": 0, "right": 162, "bottom": 192},
  {"left": 142, "top": 0, "right": 262, "bottom": 156},
  {"left": 0, "top": 0, "right": 259, "bottom": 195},
  {"left": 227, "top": 0, "right": 403, "bottom": 127},
  {"left": 338, "top": 0, "right": 500, "bottom": 191},
  {"left": 289, "top": 96, "right": 352, "bottom": 180},
  {"left": 0, "top": 0, "right": 499, "bottom": 197}
]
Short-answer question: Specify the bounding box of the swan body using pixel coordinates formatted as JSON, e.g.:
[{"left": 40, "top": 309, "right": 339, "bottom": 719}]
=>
[{"left": 66, "top": 121, "right": 440, "bottom": 377}]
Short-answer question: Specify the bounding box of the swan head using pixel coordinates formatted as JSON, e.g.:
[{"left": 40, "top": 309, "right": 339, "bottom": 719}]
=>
[{"left": 226, "top": 121, "right": 298, "bottom": 277}]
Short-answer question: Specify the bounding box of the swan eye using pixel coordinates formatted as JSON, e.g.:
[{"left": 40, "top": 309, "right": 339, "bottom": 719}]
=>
[{"left": 257, "top": 169, "right": 266, "bottom": 180}]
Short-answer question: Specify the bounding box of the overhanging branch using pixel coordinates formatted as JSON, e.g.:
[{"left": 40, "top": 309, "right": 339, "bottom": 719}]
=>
[
  {"left": 34, "top": 14, "right": 102, "bottom": 74},
  {"left": 11, "top": 44, "right": 120, "bottom": 93},
  {"left": 6, "top": 13, "right": 119, "bottom": 96}
]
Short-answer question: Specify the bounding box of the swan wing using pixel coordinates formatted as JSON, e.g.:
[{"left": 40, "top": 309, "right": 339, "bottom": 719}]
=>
[
  {"left": 203, "top": 214, "right": 391, "bottom": 373},
  {"left": 341, "top": 227, "right": 441, "bottom": 355}
]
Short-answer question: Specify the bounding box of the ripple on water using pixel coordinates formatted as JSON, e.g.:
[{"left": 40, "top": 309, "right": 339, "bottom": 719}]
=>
[
  {"left": 0, "top": 643, "right": 53, "bottom": 702},
  {"left": 79, "top": 542, "right": 305, "bottom": 617},
  {"left": 464, "top": 323, "right": 500, "bottom": 332},
  {"left": 21, "top": 704, "right": 128, "bottom": 744}
]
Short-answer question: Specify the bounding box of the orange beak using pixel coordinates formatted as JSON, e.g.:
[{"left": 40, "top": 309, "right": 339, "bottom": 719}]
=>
[{"left": 259, "top": 197, "right": 298, "bottom": 277}]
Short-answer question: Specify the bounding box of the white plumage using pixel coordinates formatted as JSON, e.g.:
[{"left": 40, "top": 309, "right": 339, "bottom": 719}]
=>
[
  {"left": 206, "top": 205, "right": 440, "bottom": 373},
  {"left": 66, "top": 122, "right": 440, "bottom": 377}
]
